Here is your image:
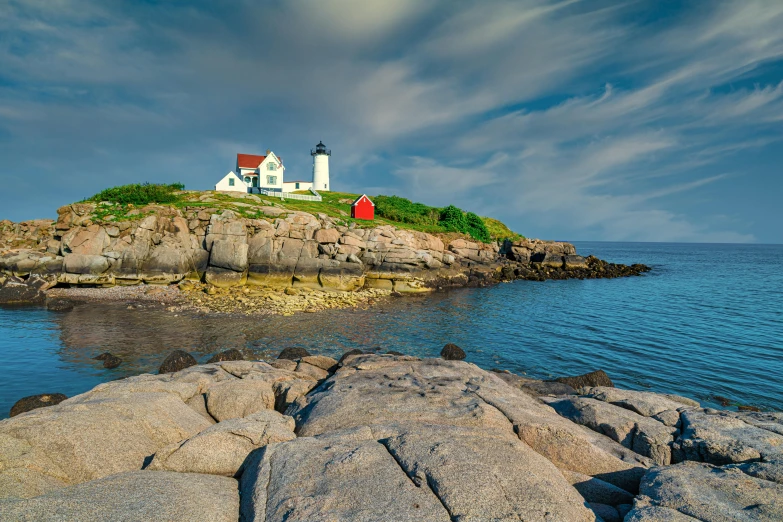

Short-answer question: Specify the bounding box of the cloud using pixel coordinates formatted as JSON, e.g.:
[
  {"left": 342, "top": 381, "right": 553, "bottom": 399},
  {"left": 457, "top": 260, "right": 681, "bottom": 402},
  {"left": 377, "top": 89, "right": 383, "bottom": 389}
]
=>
[{"left": 0, "top": 0, "right": 780, "bottom": 242}]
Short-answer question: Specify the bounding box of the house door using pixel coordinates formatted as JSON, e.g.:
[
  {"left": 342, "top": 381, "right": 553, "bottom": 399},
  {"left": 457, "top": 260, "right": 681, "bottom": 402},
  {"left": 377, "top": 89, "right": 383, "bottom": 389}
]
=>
[{"left": 252, "top": 177, "right": 258, "bottom": 188}]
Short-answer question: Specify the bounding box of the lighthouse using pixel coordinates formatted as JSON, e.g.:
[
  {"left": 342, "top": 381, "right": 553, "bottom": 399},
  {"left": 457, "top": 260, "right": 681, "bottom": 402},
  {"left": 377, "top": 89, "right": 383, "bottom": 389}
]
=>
[{"left": 311, "top": 140, "right": 331, "bottom": 191}]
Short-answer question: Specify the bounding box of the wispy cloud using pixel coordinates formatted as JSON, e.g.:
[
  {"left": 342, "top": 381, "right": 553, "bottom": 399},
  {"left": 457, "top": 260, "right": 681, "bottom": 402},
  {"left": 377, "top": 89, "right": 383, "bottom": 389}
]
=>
[{"left": 0, "top": 0, "right": 780, "bottom": 242}]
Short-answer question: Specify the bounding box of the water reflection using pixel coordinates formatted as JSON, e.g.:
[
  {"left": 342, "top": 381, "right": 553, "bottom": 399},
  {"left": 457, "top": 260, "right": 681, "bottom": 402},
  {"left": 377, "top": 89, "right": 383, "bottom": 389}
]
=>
[{"left": 2, "top": 242, "right": 782, "bottom": 418}]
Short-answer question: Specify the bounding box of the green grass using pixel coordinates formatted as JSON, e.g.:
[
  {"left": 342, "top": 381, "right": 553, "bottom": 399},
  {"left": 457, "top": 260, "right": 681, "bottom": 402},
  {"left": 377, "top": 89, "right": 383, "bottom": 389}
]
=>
[
  {"left": 482, "top": 217, "right": 524, "bottom": 242},
  {"left": 85, "top": 183, "right": 185, "bottom": 206},
  {"left": 80, "top": 186, "right": 522, "bottom": 242}
]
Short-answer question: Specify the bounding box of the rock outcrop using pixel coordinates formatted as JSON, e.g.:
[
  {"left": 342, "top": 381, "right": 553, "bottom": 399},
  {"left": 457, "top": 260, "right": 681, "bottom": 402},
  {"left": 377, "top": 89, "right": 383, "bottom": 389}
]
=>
[
  {"left": 0, "top": 201, "right": 650, "bottom": 303},
  {"left": 0, "top": 470, "right": 240, "bottom": 522},
  {"left": 2, "top": 353, "right": 776, "bottom": 521}
]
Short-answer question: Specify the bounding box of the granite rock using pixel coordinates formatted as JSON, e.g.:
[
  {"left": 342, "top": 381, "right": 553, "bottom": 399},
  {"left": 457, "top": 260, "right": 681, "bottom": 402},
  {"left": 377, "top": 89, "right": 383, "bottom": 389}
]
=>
[
  {"left": 147, "top": 410, "right": 296, "bottom": 476},
  {"left": 0, "top": 470, "right": 239, "bottom": 522}
]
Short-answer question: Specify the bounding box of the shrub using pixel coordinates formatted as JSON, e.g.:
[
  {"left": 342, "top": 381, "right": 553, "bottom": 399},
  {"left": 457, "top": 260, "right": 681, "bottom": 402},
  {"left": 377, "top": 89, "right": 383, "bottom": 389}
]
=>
[
  {"left": 465, "top": 212, "right": 491, "bottom": 243},
  {"left": 87, "top": 183, "right": 185, "bottom": 206},
  {"left": 439, "top": 205, "right": 467, "bottom": 232}
]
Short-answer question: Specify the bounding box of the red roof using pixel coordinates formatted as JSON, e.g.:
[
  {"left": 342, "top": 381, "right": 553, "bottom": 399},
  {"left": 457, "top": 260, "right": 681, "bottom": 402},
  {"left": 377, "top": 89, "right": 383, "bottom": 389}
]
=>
[
  {"left": 236, "top": 154, "right": 266, "bottom": 169},
  {"left": 352, "top": 194, "right": 374, "bottom": 207}
]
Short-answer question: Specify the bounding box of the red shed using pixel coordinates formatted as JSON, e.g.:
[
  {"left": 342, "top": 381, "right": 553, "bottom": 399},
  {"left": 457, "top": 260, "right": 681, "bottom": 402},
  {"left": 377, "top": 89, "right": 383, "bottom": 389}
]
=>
[{"left": 351, "top": 194, "right": 375, "bottom": 220}]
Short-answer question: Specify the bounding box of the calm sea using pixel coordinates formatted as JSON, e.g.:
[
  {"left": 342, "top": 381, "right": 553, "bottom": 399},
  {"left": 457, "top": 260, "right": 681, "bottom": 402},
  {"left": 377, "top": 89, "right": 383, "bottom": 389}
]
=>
[{"left": 1, "top": 242, "right": 781, "bottom": 418}]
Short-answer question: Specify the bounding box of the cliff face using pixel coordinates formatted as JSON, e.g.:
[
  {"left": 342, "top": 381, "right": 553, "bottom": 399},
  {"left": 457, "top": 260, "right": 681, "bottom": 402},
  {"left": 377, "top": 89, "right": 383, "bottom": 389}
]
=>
[{"left": 0, "top": 201, "right": 597, "bottom": 293}]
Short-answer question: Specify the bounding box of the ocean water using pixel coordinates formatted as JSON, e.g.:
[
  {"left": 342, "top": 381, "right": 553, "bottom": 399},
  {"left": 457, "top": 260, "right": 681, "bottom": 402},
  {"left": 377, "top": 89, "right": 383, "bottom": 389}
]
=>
[{"left": 1, "top": 242, "right": 781, "bottom": 418}]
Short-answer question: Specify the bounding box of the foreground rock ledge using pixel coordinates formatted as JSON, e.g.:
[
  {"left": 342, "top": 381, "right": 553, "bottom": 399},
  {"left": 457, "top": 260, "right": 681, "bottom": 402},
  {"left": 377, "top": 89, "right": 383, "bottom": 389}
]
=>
[{"left": 1, "top": 355, "right": 780, "bottom": 521}]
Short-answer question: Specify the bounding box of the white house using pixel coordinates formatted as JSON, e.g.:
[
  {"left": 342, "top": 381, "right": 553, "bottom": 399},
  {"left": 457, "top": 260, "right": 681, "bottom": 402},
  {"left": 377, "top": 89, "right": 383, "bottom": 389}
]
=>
[
  {"left": 215, "top": 143, "right": 331, "bottom": 194},
  {"left": 215, "top": 171, "right": 245, "bottom": 192}
]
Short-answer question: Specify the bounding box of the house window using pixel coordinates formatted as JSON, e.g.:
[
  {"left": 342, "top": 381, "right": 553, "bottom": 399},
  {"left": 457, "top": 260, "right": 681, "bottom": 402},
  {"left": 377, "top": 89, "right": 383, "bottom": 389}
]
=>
[
  {"left": 229, "top": 178, "right": 235, "bottom": 186},
  {"left": 295, "top": 182, "right": 300, "bottom": 189},
  {"left": 267, "top": 175, "right": 277, "bottom": 185},
  {"left": 244, "top": 177, "right": 251, "bottom": 184},
  {"left": 267, "top": 163, "right": 277, "bottom": 171}
]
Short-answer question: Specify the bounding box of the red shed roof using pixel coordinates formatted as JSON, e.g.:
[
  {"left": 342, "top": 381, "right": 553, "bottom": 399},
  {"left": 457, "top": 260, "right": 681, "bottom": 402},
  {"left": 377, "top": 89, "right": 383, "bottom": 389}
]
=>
[
  {"left": 351, "top": 194, "right": 375, "bottom": 207},
  {"left": 236, "top": 154, "right": 265, "bottom": 169}
]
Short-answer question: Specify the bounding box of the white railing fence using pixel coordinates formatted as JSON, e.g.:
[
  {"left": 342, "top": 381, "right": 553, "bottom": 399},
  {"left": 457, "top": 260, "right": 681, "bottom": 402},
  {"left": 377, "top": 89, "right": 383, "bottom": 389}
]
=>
[{"left": 249, "top": 187, "right": 322, "bottom": 202}]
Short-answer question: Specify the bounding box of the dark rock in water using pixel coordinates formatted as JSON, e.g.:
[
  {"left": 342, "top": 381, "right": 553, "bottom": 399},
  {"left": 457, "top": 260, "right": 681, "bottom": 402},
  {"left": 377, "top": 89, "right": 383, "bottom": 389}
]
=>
[
  {"left": 159, "top": 350, "right": 197, "bottom": 374},
  {"left": 0, "top": 276, "right": 50, "bottom": 306},
  {"left": 46, "top": 298, "right": 74, "bottom": 312},
  {"left": 277, "top": 347, "right": 311, "bottom": 360},
  {"left": 338, "top": 349, "right": 364, "bottom": 364},
  {"left": 206, "top": 349, "right": 244, "bottom": 363},
  {"left": 10, "top": 393, "right": 68, "bottom": 417},
  {"left": 103, "top": 354, "right": 122, "bottom": 369},
  {"left": 441, "top": 343, "right": 466, "bottom": 361},
  {"left": 386, "top": 350, "right": 405, "bottom": 356},
  {"left": 554, "top": 370, "right": 613, "bottom": 389},
  {"left": 738, "top": 405, "right": 761, "bottom": 412},
  {"left": 93, "top": 352, "right": 122, "bottom": 369},
  {"left": 713, "top": 395, "right": 732, "bottom": 406}
]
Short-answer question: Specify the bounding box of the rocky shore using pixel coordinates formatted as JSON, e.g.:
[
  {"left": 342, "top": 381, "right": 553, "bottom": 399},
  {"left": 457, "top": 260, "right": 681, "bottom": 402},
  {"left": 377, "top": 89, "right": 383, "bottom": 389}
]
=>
[
  {"left": 0, "top": 198, "right": 649, "bottom": 312},
  {"left": 0, "top": 348, "right": 780, "bottom": 521}
]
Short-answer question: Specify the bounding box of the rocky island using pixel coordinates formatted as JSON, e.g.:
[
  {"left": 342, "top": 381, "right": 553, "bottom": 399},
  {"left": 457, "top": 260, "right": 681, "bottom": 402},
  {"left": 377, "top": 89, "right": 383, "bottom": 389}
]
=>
[
  {"left": 0, "top": 189, "right": 649, "bottom": 313},
  {"left": 0, "top": 349, "right": 780, "bottom": 521}
]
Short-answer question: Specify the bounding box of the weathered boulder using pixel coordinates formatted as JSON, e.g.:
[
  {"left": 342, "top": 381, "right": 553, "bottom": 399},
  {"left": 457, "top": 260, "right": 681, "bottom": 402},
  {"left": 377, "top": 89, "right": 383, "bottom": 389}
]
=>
[
  {"left": 9, "top": 393, "right": 67, "bottom": 417},
  {"left": 318, "top": 264, "right": 365, "bottom": 291},
  {"left": 588, "top": 503, "right": 621, "bottom": 522},
  {"left": 239, "top": 427, "right": 451, "bottom": 522},
  {"left": 676, "top": 409, "right": 783, "bottom": 465},
  {"left": 268, "top": 359, "right": 297, "bottom": 371},
  {"left": 381, "top": 424, "right": 596, "bottom": 521},
  {"left": 313, "top": 227, "right": 340, "bottom": 244},
  {"left": 0, "top": 392, "right": 211, "bottom": 498},
  {"left": 240, "top": 423, "right": 595, "bottom": 522},
  {"left": 277, "top": 346, "right": 310, "bottom": 360},
  {"left": 624, "top": 504, "right": 700, "bottom": 521},
  {"left": 555, "top": 369, "right": 614, "bottom": 389},
  {"left": 0, "top": 471, "right": 239, "bottom": 522},
  {"left": 158, "top": 350, "right": 197, "bottom": 374},
  {"left": 205, "top": 379, "right": 276, "bottom": 421},
  {"left": 440, "top": 342, "right": 466, "bottom": 360},
  {"left": 209, "top": 239, "right": 248, "bottom": 272},
  {"left": 338, "top": 348, "right": 364, "bottom": 364},
  {"left": 550, "top": 397, "right": 677, "bottom": 465},
  {"left": 205, "top": 266, "right": 245, "bottom": 287},
  {"left": 94, "top": 352, "right": 122, "bottom": 369},
  {"left": 62, "top": 253, "right": 109, "bottom": 275},
  {"left": 147, "top": 410, "right": 296, "bottom": 476},
  {"left": 60, "top": 224, "right": 109, "bottom": 256},
  {"left": 564, "top": 255, "right": 589, "bottom": 269},
  {"left": 202, "top": 362, "right": 317, "bottom": 420},
  {"left": 584, "top": 386, "right": 698, "bottom": 417},
  {"left": 289, "top": 355, "right": 650, "bottom": 494},
  {"left": 295, "top": 360, "right": 329, "bottom": 380},
  {"left": 731, "top": 459, "right": 783, "bottom": 484},
  {"left": 0, "top": 277, "right": 49, "bottom": 305},
  {"left": 631, "top": 461, "right": 783, "bottom": 521},
  {"left": 206, "top": 349, "right": 244, "bottom": 363},
  {"left": 299, "top": 355, "right": 338, "bottom": 373},
  {"left": 561, "top": 470, "right": 635, "bottom": 505}
]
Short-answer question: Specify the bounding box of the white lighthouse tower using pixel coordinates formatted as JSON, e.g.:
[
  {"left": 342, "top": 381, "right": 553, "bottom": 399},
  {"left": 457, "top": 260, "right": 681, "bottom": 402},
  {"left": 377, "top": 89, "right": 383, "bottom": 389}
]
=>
[{"left": 311, "top": 140, "right": 331, "bottom": 191}]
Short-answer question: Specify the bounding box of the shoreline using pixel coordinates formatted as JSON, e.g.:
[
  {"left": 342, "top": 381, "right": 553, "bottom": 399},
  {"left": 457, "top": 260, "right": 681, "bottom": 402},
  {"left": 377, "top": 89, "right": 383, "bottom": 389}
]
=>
[{"left": 1, "top": 350, "right": 779, "bottom": 520}]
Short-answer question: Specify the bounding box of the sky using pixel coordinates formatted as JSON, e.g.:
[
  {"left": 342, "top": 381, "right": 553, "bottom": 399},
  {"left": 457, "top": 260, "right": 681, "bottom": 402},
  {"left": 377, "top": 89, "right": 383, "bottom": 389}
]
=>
[{"left": 1, "top": 0, "right": 782, "bottom": 243}]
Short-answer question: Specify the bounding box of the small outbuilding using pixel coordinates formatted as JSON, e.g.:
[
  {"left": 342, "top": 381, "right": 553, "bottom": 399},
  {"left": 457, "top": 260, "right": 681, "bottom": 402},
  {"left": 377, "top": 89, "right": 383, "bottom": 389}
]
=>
[{"left": 351, "top": 194, "right": 375, "bottom": 220}]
